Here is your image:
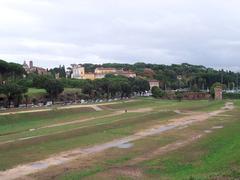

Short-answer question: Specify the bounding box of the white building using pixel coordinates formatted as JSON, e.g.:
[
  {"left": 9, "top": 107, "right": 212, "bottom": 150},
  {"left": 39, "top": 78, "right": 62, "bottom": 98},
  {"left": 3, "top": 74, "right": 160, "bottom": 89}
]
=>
[{"left": 71, "top": 64, "right": 85, "bottom": 79}]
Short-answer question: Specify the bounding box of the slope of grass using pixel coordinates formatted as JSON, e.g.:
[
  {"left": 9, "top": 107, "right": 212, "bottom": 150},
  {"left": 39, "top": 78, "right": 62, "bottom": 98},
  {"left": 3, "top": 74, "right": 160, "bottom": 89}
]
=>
[
  {"left": 26, "top": 88, "right": 47, "bottom": 97},
  {"left": 142, "top": 103, "right": 240, "bottom": 179},
  {"left": 0, "top": 111, "right": 177, "bottom": 170},
  {"left": 0, "top": 107, "right": 101, "bottom": 136},
  {"left": 0, "top": 99, "right": 228, "bottom": 173},
  {"left": 54, "top": 100, "right": 239, "bottom": 180}
]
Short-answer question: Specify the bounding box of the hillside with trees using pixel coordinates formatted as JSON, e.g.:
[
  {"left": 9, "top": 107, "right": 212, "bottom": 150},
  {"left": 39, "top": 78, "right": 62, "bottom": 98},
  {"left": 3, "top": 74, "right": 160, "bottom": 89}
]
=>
[
  {"left": 77, "top": 62, "right": 239, "bottom": 91},
  {"left": 0, "top": 59, "right": 240, "bottom": 108}
]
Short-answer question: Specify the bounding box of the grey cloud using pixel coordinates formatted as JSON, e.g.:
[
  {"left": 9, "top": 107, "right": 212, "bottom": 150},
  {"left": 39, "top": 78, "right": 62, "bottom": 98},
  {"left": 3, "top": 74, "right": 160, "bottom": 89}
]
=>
[{"left": 0, "top": 0, "right": 240, "bottom": 70}]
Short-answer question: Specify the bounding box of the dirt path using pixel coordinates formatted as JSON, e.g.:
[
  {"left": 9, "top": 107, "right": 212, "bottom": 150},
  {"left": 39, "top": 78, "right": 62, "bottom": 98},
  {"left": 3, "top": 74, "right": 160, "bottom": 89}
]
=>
[
  {"left": 0, "top": 102, "right": 234, "bottom": 180},
  {"left": 129, "top": 134, "right": 204, "bottom": 165},
  {"left": 0, "top": 100, "right": 137, "bottom": 116}
]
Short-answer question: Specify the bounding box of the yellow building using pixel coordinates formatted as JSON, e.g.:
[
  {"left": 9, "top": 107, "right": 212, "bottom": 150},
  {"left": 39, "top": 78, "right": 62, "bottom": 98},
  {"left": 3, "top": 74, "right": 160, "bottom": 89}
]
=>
[
  {"left": 94, "top": 67, "right": 117, "bottom": 74},
  {"left": 149, "top": 80, "right": 160, "bottom": 90},
  {"left": 71, "top": 66, "right": 137, "bottom": 80},
  {"left": 83, "top": 73, "right": 95, "bottom": 80}
]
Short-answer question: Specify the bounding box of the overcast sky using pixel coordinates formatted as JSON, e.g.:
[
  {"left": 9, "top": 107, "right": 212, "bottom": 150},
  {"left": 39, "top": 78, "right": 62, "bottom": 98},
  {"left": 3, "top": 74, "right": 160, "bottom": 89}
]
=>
[{"left": 0, "top": 0, "right": 240, "bottom": 70}]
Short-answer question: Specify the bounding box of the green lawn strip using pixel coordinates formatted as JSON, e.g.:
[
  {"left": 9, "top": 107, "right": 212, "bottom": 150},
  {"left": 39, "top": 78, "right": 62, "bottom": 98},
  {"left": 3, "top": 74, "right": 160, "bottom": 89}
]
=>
[
  {"left": 26, "top": 88, "right": 47, "bottom": 98},
  {"left": 0, "top": 101, "right": 184, "bottom": 143},
  {"left": 0, "top": 108, "right": 109, "bottom": 135},
  {"left": 141, "top": 109, "right": 240, "bottom": 180},
  {"left": 6, "top": 110, "right": 180, "bottom": 143},
  {"left": 152, "top": 100, "right": 225, "bottom": 112},
  {"left": 27, "top": 88, "right": 81, "bottom": 98},
  {"left": 60, "top": 165, "right": 105, "bottom": 180},
  {"left": 63, "top": 88, "right": 81, "bottom": 94},
  {"left": 0, "top": 112, "right": 141, "bottom": 142},
  {"left": 0, "top": 111, "right": 178, "bottom": 170},
  {"left": 105, "top": 99, "right": 225, "bottom": 113},
  {"left": 178, "top": 100, "right": 225, "bottom": 112},
  {"left": 0, "top": 111, "right": 178, "bottom": 146}
]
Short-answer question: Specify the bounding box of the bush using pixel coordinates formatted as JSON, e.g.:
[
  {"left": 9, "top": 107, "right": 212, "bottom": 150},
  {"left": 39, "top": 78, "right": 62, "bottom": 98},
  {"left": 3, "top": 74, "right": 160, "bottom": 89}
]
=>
[
  {"left": 152, "top": 86, "right": 165, "bottom": 98},
  {"left": 176, "top": 91, "right": 184, "bottom": 102},
  {"left": 223, "top": 92, "right": 240, "bottom": 99}
]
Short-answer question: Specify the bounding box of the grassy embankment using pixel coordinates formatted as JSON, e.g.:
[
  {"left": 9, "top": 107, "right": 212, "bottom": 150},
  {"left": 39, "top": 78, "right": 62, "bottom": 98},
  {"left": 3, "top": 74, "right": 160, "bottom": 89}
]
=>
[
  {"left": 54, "top": 100, "right": 240, "bottom": 180},
  {"left": 0, "top": 99, "right": 225, "bottom": 172}
]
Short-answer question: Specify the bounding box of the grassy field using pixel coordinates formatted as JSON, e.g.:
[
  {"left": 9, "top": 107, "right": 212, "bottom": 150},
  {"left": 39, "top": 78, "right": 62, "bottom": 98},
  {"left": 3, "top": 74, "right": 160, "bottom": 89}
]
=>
[
  {"left": 26, "top": 88, "right": 82, "bottom": 98},
  {"left": 0, "top": 98, "right": 239, "bottom": 180},
  {"left": 54, "top": 101, "right": 240, "bottom": 180}
]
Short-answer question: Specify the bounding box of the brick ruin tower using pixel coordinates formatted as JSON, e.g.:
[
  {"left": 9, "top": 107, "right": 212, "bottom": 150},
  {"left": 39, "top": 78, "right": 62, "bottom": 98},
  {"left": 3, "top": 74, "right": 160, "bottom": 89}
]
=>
[
  {"left": 29, "top": 61, "right": 33, "bottom": 69},
  {"left": 214, "top": 86, "right": 223, "bottom": 100}
]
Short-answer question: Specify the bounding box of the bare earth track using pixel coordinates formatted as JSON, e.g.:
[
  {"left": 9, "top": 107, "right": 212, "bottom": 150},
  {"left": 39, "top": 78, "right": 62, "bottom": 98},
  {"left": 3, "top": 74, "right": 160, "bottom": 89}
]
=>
[{"left": 0, "top": 102, "right": 234, "bottom": 180}]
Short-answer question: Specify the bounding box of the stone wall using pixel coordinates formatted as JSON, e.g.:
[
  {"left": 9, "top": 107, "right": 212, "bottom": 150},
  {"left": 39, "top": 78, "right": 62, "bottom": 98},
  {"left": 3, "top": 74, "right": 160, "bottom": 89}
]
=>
[{"left": 164, "top": 91, "right": 210, "bottom": 100}]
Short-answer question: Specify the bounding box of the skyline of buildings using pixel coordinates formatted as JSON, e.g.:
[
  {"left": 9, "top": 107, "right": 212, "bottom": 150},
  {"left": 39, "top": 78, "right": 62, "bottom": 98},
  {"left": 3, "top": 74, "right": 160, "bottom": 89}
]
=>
[{"left": 70, "top": 64, "right": 136, "bottom": 80}]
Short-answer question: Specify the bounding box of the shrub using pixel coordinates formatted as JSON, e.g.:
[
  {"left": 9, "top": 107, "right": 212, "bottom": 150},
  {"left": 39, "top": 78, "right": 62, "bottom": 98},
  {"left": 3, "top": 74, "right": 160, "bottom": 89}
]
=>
[
  {"left": 152, "top": 86, "right": 165, "bottom": 98},
  {"left": 223, "top": 92, "right": 240, "bottom": 99}
]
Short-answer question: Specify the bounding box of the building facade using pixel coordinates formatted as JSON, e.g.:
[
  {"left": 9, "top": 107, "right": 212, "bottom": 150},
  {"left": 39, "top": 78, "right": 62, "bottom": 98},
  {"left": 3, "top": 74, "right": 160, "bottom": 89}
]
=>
[
  {"left": 114, "top": 69, "right": 137, "bottom": 78},
  {"left": 149, "top": 80, "right": 160, "bottom": 90},
  {"left": 70, "top": 65, "right": 137, "bottom": 80},
  {"left": 23, "top": 61, "right": 48, "bottom": 75},
  {"left": 94, "top": 67, "right": 117, "bottom": 74},
  {"left": 71, "top": 64, "right": 85, "bottom": 79}
]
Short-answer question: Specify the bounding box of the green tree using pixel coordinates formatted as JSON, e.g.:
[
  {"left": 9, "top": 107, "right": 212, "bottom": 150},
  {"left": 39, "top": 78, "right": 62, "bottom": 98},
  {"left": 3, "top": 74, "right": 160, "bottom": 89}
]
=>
[
  {"left": 0, "top": 82, "right": 27, "bottom": 107},
  {"left": 120, "top": 81, "right": 131, "bottom": 98},
  {"left": 82, "top": 81, "right": 94, "bottom": 98},
  {"left": 176, "top": 91, "right": 184, "bottom": 102},
  {"left": 33, "top": 75, "right": 53, "bottom": 88},
  {"left": 152, "top": 86, "right": 165, "bottom": 98},
  {"left": 131, "top": 78, "right": 150, "bottom": 95},
  {"left": 43, "top": 79, "right": 64, "bottom": 104}
]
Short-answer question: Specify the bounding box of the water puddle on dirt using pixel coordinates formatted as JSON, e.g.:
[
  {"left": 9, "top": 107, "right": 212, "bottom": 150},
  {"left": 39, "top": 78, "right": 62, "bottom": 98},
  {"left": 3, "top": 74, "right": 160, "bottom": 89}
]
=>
[
  {"left": 31, "top": 162, "right": 48, "bottom": 169},
  {"left": 204, "top": 130, "right": 212, "bottom": 133},
  {"left": 117, "top": 143, "right": 133, "bottom": 149},
  {"left": 178, "top": 125, "right": 188, "bottom": 130},
  {"left": 212, "top": 126, "right": 224, "bottom": 129}
]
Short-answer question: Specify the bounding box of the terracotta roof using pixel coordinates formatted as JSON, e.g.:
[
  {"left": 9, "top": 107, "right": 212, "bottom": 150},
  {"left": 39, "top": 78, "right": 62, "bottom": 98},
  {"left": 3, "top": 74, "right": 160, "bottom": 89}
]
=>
[
  {"left": 96, "top": 67, "right": 116, "bottom": 70},
  {"left": 149, "top": 79, "right": 159, "bottom": 82}
]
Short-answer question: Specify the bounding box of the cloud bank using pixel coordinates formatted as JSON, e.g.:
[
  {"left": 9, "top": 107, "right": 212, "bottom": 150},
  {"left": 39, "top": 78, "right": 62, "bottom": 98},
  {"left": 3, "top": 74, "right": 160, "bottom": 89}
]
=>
[{"left": 0, "top": 0, "right": 240, "bottom": 70}]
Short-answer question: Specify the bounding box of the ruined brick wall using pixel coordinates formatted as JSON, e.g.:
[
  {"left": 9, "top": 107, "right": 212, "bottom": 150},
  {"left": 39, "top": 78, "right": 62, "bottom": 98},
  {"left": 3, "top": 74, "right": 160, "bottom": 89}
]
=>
[
  {"left": 214, "top": 87, "right": 223, "bottom": 100},
  {"left": 164, "top": 91, "right": 210, "bottom": 100}
]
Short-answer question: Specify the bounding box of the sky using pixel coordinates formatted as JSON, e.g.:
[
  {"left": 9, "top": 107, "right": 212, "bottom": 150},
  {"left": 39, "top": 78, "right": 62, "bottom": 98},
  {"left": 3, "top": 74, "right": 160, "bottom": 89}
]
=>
[{"left": 0, "top": 0, "right": 240, "bottom": 71}]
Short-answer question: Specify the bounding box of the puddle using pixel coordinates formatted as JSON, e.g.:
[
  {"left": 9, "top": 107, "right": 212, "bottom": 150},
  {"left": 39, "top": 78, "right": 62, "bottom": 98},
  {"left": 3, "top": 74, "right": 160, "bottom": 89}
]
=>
[
  {"left": 174, "top": 110, "right": 181, "bottom": 114},
  {"left": 204, "top": 130, "right": 212, "bottom": 133},
  {"left": 212, "top": 126, "right": 224, "bottom": 129},
  {"left": 31, "top": 162, "right": 48, "bottom": 169},
  {"left": 178, "top": 125, "right": 188, "bottom": 130},
  {"left": 117, "top": 143, "right": 133, "bottom": 149}
]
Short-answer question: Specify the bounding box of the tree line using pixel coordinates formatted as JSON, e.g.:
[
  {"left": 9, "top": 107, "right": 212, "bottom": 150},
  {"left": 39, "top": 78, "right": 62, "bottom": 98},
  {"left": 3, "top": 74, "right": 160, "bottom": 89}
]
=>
[
  {"left": 1, "top": 59, "right": 240, "bottom": 108},
  {"left": 0, "top": 59, "right": 25, "bottom": 82},
  {"left": 83, "top": 62, "right": 239, "bottom": 91},
  {"left": 0, "top": 59, "right": 150, "bottom": 107}
]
